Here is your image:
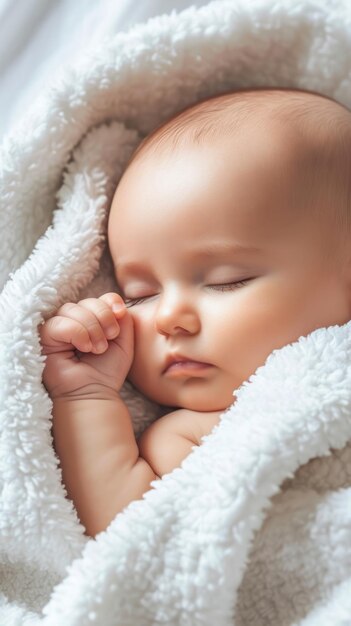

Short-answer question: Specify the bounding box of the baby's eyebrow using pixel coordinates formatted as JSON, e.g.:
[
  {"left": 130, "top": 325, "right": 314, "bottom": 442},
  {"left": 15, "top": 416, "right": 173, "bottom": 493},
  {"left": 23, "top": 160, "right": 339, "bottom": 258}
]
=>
[
  {"left": 115, "top": 241, "right": 262, "bottom": 277},
  {"left": 186, "top": 241, "right": 262, "bottom": 258}
]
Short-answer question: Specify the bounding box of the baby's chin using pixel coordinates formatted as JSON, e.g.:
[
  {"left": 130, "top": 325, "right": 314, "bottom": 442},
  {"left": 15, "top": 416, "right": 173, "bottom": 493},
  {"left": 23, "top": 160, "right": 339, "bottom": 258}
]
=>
[
  {"left": 129, "top": 379, "right": 234, "bottom": 413},
  {"left": 127, "top": 374, "right": 236, "bottom": 413}
]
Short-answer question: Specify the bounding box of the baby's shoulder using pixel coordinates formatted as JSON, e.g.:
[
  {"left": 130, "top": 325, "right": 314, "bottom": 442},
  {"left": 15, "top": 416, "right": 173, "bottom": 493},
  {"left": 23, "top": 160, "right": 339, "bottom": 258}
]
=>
[
  {"left": 140, "top": 407, "right": 221, "bottom": 446},
  {"left": 137, "top": 408, "right": 223, "bottom": 479}
]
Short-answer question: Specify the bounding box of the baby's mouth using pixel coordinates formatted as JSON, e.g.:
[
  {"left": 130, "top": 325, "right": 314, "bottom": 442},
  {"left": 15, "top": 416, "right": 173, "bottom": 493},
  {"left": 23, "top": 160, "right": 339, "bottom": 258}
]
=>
[{"left": 162, "top": 354, "right": 213, "bottom": 376}]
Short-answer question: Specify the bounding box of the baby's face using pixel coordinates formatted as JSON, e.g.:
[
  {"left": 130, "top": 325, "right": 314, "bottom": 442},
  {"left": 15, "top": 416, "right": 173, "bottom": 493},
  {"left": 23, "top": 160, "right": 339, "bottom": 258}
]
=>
[{"left": 108, "top": 128, "right": 350, "bottom": 412}]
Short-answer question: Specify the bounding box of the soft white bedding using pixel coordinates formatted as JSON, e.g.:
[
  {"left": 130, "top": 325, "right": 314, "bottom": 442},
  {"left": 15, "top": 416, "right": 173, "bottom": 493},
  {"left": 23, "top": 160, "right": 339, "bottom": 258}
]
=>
[
  {"left": 1, "top": 1, "right": 351, "bottom": 624},
  {"left": 0, "top": 0, "right": 208, "bottom": 139}
]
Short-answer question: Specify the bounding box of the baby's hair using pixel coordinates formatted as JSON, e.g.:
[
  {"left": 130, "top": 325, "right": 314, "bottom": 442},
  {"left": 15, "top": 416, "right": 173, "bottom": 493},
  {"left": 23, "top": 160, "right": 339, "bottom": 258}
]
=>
[{"left": 125, "top": 87, "right": 351, "bottom": 264}]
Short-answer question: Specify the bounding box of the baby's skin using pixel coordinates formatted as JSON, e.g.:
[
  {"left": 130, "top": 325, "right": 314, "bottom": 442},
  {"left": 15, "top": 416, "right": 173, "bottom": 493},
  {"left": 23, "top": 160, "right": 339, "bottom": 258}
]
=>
[
  {"left": 39, "top": 88, "right": 351, "bottom": 537},
  {"left": 39, "top": 293, "right": 219, "bottom": 537}
]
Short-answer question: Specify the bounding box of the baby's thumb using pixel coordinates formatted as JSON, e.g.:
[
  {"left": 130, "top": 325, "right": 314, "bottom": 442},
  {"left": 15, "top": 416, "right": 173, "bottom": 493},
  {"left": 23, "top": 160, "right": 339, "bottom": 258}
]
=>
[{"left": 115, "top": 309, "right": 134, "bottom": 365}]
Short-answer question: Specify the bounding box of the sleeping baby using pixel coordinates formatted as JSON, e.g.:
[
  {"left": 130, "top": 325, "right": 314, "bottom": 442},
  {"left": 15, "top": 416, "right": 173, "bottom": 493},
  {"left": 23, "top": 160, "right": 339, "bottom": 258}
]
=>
[{"left": 39, "top": 87, "right": 351, "bottom": 537}]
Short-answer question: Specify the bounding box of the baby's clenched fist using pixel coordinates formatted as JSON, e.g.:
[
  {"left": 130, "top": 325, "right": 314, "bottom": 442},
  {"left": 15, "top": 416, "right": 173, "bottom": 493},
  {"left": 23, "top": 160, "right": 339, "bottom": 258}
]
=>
[{"left": 39, "top": 292, "right": 134, "bottom": 400}]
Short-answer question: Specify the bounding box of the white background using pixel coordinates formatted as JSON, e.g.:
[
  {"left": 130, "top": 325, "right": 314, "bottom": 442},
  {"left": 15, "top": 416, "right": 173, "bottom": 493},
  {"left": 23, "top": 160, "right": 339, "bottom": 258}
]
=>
[{"left": 0, "top": 0, "right": 211, "bottom": 140}]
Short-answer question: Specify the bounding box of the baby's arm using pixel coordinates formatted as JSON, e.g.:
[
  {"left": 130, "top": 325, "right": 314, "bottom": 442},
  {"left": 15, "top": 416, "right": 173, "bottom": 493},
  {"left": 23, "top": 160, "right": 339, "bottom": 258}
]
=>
[
  {"left": 53, "top": 400, "right": 219, "bottom": 538},
  {"left": 53, "top": 397, "right": 220, "bottom": 536},
  {"left": 40, "top": 293, "right": 220, "bottom": 538},
  {"left": 39, "top": 293, "right": 161, "bottom": 538},
  {"left": 52, "top": 392, "right": 159, "bottom": 538}
]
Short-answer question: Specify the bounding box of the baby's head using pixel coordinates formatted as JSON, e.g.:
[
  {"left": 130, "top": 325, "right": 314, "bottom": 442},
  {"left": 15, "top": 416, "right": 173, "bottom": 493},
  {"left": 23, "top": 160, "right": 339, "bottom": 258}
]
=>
[{"left": 108, "top": 88, "right": 351, "bottom": 412}]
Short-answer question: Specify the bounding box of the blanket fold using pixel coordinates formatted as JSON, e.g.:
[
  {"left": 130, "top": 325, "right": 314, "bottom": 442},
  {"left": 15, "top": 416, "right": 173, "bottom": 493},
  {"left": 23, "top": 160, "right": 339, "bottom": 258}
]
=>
[{"left": 1, "top": 0, "right": 351, "bottom": 624}]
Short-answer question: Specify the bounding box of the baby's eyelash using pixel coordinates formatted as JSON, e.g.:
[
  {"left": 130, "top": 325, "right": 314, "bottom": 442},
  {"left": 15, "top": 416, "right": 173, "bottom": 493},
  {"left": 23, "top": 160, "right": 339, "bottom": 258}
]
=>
[
  {"left": 124, "top": 296, "right": 151, "bottom": 308},
  {"left": 208, "top": 279, "right": 249, "bottom": 292},
  {"left": 124, "top": 279, "right": 251, "bottom": 307}
]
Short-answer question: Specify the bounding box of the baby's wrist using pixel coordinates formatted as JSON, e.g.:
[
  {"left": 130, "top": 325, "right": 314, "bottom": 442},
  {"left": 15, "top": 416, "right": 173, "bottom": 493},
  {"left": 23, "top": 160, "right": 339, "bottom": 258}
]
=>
[{"left": 52, "top": 383, "right": 121, "bottom": 403}]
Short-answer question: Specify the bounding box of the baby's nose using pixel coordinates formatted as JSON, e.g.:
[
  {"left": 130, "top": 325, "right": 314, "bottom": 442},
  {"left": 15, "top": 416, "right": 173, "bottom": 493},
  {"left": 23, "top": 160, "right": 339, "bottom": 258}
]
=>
[{"left": 154, "top": 298, "right": 200, "bottom": 336}]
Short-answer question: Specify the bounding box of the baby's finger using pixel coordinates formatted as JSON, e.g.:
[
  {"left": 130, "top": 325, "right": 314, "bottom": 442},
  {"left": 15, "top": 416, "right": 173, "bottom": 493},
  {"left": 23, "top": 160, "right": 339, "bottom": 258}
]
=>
[
  {"left": 40, "top": 316, "right": 93, "bottom": 353},
  {"left": 98, "top": 292, "right": 126, "bottom": 317},
  {"left": 57, "top": 301, "right": 113, "bottom": 353},
  {"left": 77, "top": 297, "right": 124, "bottom": 343}
]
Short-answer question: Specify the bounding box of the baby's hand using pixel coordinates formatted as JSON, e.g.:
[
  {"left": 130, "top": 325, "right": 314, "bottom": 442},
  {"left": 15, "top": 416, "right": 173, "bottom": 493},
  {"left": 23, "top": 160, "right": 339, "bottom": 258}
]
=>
[{"left": 38, "top": 293, "right": 134, "bottom": 400}]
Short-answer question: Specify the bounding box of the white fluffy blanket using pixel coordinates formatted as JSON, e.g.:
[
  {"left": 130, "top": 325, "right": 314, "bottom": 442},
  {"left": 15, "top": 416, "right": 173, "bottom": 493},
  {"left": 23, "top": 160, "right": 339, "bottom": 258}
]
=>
[{"left": 1, "top": 0, "right": 351, "bottom": 624}]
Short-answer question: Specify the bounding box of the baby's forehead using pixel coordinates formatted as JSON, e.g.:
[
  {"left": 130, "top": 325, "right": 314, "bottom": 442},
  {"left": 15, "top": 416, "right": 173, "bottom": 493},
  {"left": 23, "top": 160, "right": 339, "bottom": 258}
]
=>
[
  {"left": 122, "top": 106, "right": 336, "bottom": 214},
  {"left": 110, "top": 89, "right": 351, "bottom": 264},
  {"left": 110, "top": 120, "right": 311, "bottom": 243}
]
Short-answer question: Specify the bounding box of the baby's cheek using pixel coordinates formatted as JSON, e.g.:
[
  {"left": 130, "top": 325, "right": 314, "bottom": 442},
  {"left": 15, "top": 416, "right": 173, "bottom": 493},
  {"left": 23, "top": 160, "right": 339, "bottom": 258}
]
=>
[{"left": 128, "top": 308, "right": 152, "bottom": 337}]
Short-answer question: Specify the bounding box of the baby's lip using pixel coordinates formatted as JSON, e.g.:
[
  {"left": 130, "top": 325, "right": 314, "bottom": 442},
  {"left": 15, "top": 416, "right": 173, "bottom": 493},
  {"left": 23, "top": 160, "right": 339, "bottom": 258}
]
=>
[{"left": 162, "top": 353, "right": 212, "bottom": 374}]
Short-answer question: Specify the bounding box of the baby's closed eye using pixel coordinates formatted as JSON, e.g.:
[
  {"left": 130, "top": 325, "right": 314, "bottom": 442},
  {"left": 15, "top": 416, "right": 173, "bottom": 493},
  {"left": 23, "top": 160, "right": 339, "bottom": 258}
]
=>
[{"left": 124, "top": 278, "right": 255, "bottom": 307}]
